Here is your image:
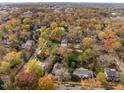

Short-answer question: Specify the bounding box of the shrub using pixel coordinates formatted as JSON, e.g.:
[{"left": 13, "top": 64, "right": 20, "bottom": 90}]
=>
[
  {"left": 96, "top": 72, "right": 108, "bottom": 85},
  {"left": 37, "top": 76, "right": 54, "bottom": 90}
]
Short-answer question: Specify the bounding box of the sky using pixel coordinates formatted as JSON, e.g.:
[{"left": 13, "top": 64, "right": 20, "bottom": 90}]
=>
[{"left": 0, "top": 0, "right": 124, "bottom": 3}]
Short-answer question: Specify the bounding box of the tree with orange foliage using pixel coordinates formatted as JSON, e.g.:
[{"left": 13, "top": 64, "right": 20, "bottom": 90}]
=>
[
  {"left": 104, "top": 38, "right": 122, "bottom": 50},
  {"left": 37, "top": 76, "right": 54, "bottom": 90},
  {"left": 114, "top": 84, "right": 124, "bottom": 90}
]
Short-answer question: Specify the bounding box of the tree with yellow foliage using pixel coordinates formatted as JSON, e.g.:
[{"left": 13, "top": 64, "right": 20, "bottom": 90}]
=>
[
  {"left": 82, "top": 37, "right": 93, "bottom": 48},
  {"left": 37, "top": 76, "right": 54, "bottom": 90},
  {"left": 5, "top": 24, "right": 13, "bottom": 32},
  {"left": 112, "top": 41, "right": 122, "bottom": 50},
  {"left": 21, "top": 25, "right": 30, "bottom": 31},
  {"left": 50, "top": 27, "right": 65, "bottom": 42},
  {"left": 104, "top": 18, "right": 111, "bottom": 26},
  {"left": 0, "top": 24, "right": 5, "bottom": 31},
  {"left": 38, "top": 37, "right": 46, "bottom": 47},
  {"left": 60, "top": 21, "right": 67, "bottom": 27},
  {"left": 95, "top": 24, "right": 101, "bottom": 31},
  {"left": 55, "top": 17, "right": 61, "bottom": 24},
  {"left": 0, "top": 61, "right": 10, "bottom": 74},
  {"left": 98, "top": 31, "right": 107, "bottom": 40},
  {"left": 76, "top": 26, "right": 83, "bottom": 33},
  {"left": 25, "top": 59, "right": 43, "bottom": 78},
  {"left": 50, "top": 22, "right": 57, "bottom": 29},
  {"left": 23, "top": 18, "right": 32, "bottom": 24},
  {"left": 4, "top": 51, "right": 22, "bottom": 67}
]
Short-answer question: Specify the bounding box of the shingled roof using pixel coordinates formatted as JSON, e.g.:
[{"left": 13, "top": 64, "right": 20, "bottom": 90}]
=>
[
  {"left": 73, "top": 68, "right": 93, "bottom": 79},
  {"left": 104, "top": 68, "right": 117, "bottom": 80}
]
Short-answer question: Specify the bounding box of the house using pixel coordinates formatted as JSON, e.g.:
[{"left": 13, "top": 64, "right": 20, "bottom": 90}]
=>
[
  {"left": 0, "top": 75, "right": 10, "bottom": 89},
  {"left": 21, "top": 40, "right": 34, "bottom": 50},
  {"left": 54, "top": 8, "right": 62, "bottom": 14},
  {"left": 0, "top": 19, "right": 3, "bottom": 25},
  {"left": 75, "top": 37, "right": 81, "bottom": 43},
  {"left": 61, "top": 36, "right": 68, "bottom": 47},
  {"left": 111, "top": 12, "right": 117, "bottom": 17},
  {"left": 72, "top": 68, "right": 94, "bottom": 80},
  {"left": 104, "top": 68, "right": 117, "bottom": 81},
  {"left": 65, "top": 7, "right": 73, "bottom": 14},
  {"left": 19, "top": 11, "right": 33, "bottom": 18}
]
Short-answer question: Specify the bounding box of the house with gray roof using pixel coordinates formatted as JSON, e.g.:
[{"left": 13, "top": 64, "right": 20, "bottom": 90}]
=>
[
  {"left": 104, "top": 68, "right": 117, "bottom": 81},
  {"left": 19, "top": 11, "right": 33, "bottom": 18},
  {"left": 21, "top": 40, "right": 34, "bottom": 50},
  {"left": 61, "top": 36, "right": 68, "bottom": 47},
  {"left": 73, "top": 68, "right": 94, "bottom": 80}
]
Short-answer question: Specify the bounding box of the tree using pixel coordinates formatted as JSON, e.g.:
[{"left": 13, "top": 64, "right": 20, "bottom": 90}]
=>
[
  {"left": 38, "top": 37, "right": 46, "bottom": 47},
  {"left": 55, "top": 17, "right": 61, "bottom": 24},
  {"left": 10, "top": 18, "right": 21, "bottom": 26},
  {"left": 76, "top": 26, "right": 83, "bottom": 33},
  {"left": 50, "top": 22, "right": 57, "bottom": 29},
  {"left": 0, "top": 24, "right": 5, "bottom": 31},
  {"left": 52, "top": 63, "right": 71, "bottom": 82},
  {"left": 95, "top": 24, "right": 101, "bottom": 31},
  {"left": 0, "top": 61, "right": 10, "bottom": 74},
  {"left": 104, "top": 38, "right": 121, "bottom": 50},
  {"left": 114, "top": 84, "right": 124, "bottom": 90},
  {"left": 14, "top": 72, "right": 36, "bottom": 89},
  {"left": 4, "top": 51, "right": 22, "bottom": 67},
  {"left": 37, "top": 76, "right": 54, "bottom": 90},
  {"left": 96, "top": 72, "right": 108, "bottom": 85},
  {"left": 50, "top": 27, "right": 65, "bottom": 42},
  {"left": 60, "top": 21, "right": 67, "bottom": 27},
  {"left": 106, "top": 30, "right": 116, "bottom": 39},
  {"left": 40, "top": 31, "right": 49, "bottom": 40},
  {"left": 25, "top": 59, "right": 43, "bottom": 78},
  {"left": 104, "top": 18, "right": 111, "bottom": 26},
  {"left": 81, "top": 48, "right": 96, "bottom": 61},
  {"left": 23, "top": 18, "right": 32, "bottom": 24},
  {"left": 0, "top": 45, "right": 7, "bottom": 58},
  {"left": 21, "top": 25, "right": 30, "bottom": 31},
  {"left": 82, "top": 37, "right": 93, "bottom": 48},
  {"left": 5, "top": 24, "right": 13, "bottom": 32},
  {"left": 98, "top": 31, "right": 107, "bottom": 40},
  {"left": 8, "top": 34, "right": 18, "bottom": 47},
  {"left": 112, "top": 41, "right": 122, "bottom": 50}
]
